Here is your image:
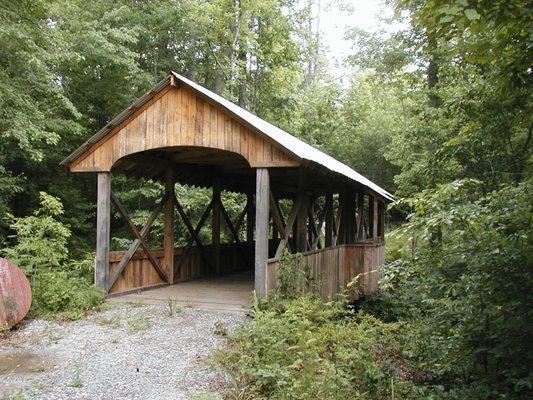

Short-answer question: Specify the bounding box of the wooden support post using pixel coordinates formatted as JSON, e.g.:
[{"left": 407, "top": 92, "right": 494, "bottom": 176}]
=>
[
  {"left": 325, "top": 190, "right": 333, "bottom": 247},
  {"left": 339, "top": 188, "right": 356, "bottom": 244},
  {"left": 379, "top": 200, "right": 385, "bottom": 239},
  {"left": 372, "top": 195, "right": 379, "bottom": 243},
  {"left": 333, "top": 200, "right": 342, "bottom": 245},
  {"left": 255, "top": 168, "right": 269, "bottom": 298},
  {"left": 111, "top": 192, "right": 168, "bottom": 282},
  {"left": 338, "top": 190, "right": 347, "bottom": 244},
  {"left": 234, "top": 200, "right": 250, "bottom": 235},
  {"left": 219, "top": 201, "right": 249, "bottom": 268},
  {"left": 173, "top": 196, "right": 215, "bottom": 273},
  {"left": 95, "top": 172, "right": 111, "bottom": 292},
  {"left": 271, "top": 215, "right": 278, "bottom": 243},
  {"left": 367, "top": 194, "right": 374, "bottom": 239},
  {"left": 212, "top": 179, "right": 221, "bottom": 274},
  {"left": 347, "top": 189, "right": 356, "bottom": 243},
  {"left": 296, "top": 170, "right": 308, "bottom": 252},
  {"left": 307, "top": 197, "right": 315, "bottom": 249},
  {"left": 164, "top": 171, "right": 175, "bottom": 284},
  {"left": 107, "top": 192, "right": 167, "bottom": 292},
  {"left": 310, "top": 197, "right": 327, "bottom": 250},
  {"left": 269, "top": 191, "right": 285, "bottom": 242},
  {"left": 274, "top": 196, "right": 302, "bottom": 258},
  {"left": 246, "top": 193, "right": 254, "bottom": 244},
  {"left": 296, "top": 199, "right": 308, "bottom": 251},
  {"left": 356, "top": 193, "right": 365, "bottom": 242}
]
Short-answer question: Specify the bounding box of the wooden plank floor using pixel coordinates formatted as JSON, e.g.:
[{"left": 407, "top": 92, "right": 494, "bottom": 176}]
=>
[{"left": 108, "top": 271, "right": 253, "bottom": 313}]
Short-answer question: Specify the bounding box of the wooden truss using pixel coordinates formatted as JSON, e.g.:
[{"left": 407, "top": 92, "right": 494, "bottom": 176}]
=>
[
  {"left": 106, "top": 175, "right": 253, "bottom": 291},
  {"left": 96, "top": 167, "right": 386, "bottom": 297}
]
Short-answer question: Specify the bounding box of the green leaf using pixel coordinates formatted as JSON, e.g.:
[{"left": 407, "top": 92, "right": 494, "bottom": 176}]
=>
[{"left": 464, "top": 8, "right": 480, "bottom": 21}]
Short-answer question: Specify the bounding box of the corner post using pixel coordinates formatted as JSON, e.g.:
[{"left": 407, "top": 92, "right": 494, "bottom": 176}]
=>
[
  {"left": 95, "top": 172, "right": 111, "bottom": 292},
  {"left": 164, "top": 170, "right": 175, "bottom": 284},
  {"left": 255, "top": 168, "right": 269, "bottom": 298},
  {"left": 379, "top": 200, "right": 386, "bottom": 240},
  {"left": 338, "top": 189, "right": 347, "bottom": 244}
]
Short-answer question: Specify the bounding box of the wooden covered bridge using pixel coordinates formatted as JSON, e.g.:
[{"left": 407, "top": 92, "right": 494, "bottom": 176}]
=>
[{"left": 62, "top": 71, "right": 392, "bottom": 301}]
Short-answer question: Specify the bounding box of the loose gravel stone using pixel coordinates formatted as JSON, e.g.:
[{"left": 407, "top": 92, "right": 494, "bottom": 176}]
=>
[{"left": 0, "top": 304, "right": 245, "bottom": 399}]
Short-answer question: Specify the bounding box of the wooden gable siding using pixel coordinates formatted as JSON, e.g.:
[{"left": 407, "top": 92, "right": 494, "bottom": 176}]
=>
[{"left": 70, "top": 85, "right": 299, "bottom": 172}]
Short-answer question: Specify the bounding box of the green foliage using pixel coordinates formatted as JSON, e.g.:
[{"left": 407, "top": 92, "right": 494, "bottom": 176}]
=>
[
  {"left": 362, "top": 180, "right": 533, "bottom": 397},
  {"left": 164, "top": 297, "right": 181, "bottom": 318},
  {"left": 2, "top": 193, "right": 103, "bottom": 319},
  {"left": 398, "top": 0, "right": 532, "bottom": 93},
  {"left": 220, "top": 179, "right": 532, "bottom": 399},
  {"left": 386, "top": 0, "right": 532, "bottom": 197},
  {"left": 31, "top": 269, "right": 103, "bottom": 320},
  {"left": 3, "top": 192, "right": 70, "bottom": 276},
  {"left": 214, "top": 297, "right": 427, "bottom": 399},
  {"left": 287, "top": 74, "right": 401, "bottom": 191},
  {"left": 274, "top": 251, "right": 313, "bottom": 300}
]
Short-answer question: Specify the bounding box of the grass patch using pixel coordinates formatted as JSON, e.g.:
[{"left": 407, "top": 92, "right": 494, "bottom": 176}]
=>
[
  {"left": 189, "top": 391, "right": 217, "bottom": 400},
  {"left": 126, "top": 314, "right": 152, "bottom": 334},
  {"left": 68, "top": 363, "right": 83, "bottom": 388},
  {"left": 1, "top": 390, "right": 25, "bottom": 400},
  {"left": 97, "top": 313, "right": 123, "bottom": 328},
  {"left": 164, "top": 297, "right": 182, "bottom": 317},
  {"left": 213, "top": 320, "right": 228, "bottom": 337}
]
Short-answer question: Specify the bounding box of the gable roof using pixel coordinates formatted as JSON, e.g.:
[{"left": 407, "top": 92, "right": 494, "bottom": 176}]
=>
[{"left": 62, "top": 71, "right": 393, "bottom": 201}]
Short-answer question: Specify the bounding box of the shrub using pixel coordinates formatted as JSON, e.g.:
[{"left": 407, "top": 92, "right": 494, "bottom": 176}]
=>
[
  {"left": 215, "top": 181, "right": 532, "bottom": 399},
  {"left": 2, "top": 192, "right": 104, "bottom": 319},
  {"left": 3, "top": 192, "right": 70, "bottom": 276},
  {"left": 31, "top": 269, "right": 104, "bottom": 319},
  {"left": 214, "top": 296, "right": 427, "bottom": 400},
  {"left": 275, "top": 251, "right": 311, "bottom": 300}
]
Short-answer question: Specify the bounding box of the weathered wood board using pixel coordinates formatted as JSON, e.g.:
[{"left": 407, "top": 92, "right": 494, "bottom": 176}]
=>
[{"left": 0, "top": 258, "right": 32, "bottom": 329}]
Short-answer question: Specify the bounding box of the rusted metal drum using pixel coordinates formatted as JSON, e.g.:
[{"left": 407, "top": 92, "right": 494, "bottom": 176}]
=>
[{"left": 0, "top": 258, "right": 32, "bottom": 329}]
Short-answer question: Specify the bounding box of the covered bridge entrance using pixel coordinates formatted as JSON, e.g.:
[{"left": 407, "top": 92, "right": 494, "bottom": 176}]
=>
[{"left": 62, "top": 71, "right": 393, "bottom": 300}]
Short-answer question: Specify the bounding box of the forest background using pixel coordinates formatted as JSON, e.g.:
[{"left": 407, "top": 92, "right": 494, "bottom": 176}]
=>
[{"left": 1, "top": 0, "right": 531, "bottom": 398}]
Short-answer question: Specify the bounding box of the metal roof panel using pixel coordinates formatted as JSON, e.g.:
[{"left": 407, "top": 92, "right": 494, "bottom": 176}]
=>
[{"left": 170, "top": 72, "right": 393, "bottom": 201}]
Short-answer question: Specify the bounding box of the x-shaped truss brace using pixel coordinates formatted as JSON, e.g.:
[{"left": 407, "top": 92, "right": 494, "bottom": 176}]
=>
[
  {"left": 173, "top": 193, "right": 251, "bottom": 278},
  {"left": 107, "top": 191, "right": 169, "bottom": 291}
]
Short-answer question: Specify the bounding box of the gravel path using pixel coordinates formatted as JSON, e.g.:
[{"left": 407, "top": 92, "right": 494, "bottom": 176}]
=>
[{"left": 0, "top": 303, "right": 245, "bottom": 399}]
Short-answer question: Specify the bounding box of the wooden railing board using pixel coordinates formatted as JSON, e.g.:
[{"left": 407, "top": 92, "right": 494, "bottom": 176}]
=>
[
  {"left": 108, "top": 241, "right": 384, "bottom": 298},
  {"left": 265, "top": 244, "right": 385, "bottom": 301},
  {"left": 108, "top": 242, "right": 253, "bottom": 294}
]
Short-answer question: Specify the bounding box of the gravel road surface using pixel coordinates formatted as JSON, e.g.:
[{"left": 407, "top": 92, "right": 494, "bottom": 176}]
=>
[{"left": 0, "top": 303, "right": 245, "bottom": 399}]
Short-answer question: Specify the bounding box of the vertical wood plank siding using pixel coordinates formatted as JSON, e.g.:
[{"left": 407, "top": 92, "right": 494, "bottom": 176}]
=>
[
  {"left": 264, "top": 244, "right": 385, "bottom": 301},
  {"left": 70, "top": 86, "right": 298, "bottom": 172}
]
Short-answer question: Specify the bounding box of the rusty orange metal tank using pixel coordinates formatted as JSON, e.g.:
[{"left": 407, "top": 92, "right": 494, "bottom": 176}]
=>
[{"left": 0, "top": 258, "right": 32, "bottom": 329}]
